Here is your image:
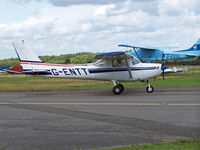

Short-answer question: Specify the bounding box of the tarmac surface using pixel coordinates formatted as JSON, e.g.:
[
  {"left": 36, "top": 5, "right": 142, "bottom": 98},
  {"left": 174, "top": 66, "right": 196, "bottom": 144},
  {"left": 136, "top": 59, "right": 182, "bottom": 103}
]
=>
[{"left": 0, "top": 86, "right": 200, "bottom": 150}]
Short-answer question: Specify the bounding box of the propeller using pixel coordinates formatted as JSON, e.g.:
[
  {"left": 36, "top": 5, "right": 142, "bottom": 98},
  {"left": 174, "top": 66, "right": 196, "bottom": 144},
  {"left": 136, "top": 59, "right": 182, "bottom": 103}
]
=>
[{"left": 161, "top": 52, "right": 168, "bottom": 80}]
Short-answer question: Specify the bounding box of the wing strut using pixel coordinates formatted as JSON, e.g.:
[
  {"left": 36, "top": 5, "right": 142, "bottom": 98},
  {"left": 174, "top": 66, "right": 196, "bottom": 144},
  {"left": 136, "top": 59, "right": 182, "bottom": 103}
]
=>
[
  {"left": 125, "top": 55, "right": 133, "bottom": 79},
  {"left": 132, "top": 47, "right": 141, "bottom": 62}
]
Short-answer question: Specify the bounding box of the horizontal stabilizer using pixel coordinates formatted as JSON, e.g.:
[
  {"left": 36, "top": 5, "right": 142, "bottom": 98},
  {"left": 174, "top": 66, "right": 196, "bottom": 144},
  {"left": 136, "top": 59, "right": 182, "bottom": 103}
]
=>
[{"left": 6, "top": 65, "right": 23, "bottom": 74}]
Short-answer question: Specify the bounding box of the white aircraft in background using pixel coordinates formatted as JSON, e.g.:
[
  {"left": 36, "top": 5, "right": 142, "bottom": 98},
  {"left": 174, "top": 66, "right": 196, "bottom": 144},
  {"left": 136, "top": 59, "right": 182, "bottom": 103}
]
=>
[{"left": 10, "top": 41, "right": 168, "bottom": 95}]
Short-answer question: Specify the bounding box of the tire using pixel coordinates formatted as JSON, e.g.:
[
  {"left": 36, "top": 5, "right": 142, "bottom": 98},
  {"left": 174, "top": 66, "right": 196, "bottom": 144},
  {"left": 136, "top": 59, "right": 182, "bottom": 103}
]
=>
[
  {"left": 146, "top": 85, "right": 154, "bottom": 93},
  {"left": 113, "top": 85, "right": 123, "bottom": 95},
  {"left": 118, "top": 84, "right": 124, "bottom": 93}
]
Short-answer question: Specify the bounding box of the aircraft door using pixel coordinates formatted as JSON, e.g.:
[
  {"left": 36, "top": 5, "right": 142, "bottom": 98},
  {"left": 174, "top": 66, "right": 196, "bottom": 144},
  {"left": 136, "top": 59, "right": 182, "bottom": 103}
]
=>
[{"left": 112, "top": 55, "right": 133, "bottom": 79}]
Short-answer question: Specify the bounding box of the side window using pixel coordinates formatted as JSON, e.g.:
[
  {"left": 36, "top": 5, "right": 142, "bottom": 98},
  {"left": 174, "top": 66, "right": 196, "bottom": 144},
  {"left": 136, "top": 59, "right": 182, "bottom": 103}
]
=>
[
  {"left": 94, "top": 59, "right": 112, "bottom": 67},
  {"left": 112, "top": 56, "right": 126, "bottom": 67}
]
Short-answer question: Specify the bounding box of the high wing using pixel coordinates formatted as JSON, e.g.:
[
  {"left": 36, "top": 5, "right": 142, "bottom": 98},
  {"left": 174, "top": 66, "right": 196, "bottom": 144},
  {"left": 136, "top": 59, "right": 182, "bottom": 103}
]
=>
[
  {"left": 118, "top": 44, "right": 157, "bottom": 51},
  {"left": 118, "top": 44, "right": 159, "bottom": 62},
  {"left": 95, "top": 51, "right": 133, "bottom": 78},
  {"left": 95, "top": 51, "right": 126, "bottom": 59}
]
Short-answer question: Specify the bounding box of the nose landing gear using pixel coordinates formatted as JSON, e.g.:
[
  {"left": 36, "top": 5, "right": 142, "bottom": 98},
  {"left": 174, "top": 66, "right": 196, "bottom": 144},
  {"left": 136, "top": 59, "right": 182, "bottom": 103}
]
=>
[{"left": 146, "top": 80, "right": 154, "bottom": 93}]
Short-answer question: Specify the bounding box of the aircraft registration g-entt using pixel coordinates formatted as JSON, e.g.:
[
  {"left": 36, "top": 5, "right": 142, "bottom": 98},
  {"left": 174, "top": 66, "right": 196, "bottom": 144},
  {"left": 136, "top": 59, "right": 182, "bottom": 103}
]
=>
[{"left": 11, "top": 42, "right": 167, "bottom": 95}]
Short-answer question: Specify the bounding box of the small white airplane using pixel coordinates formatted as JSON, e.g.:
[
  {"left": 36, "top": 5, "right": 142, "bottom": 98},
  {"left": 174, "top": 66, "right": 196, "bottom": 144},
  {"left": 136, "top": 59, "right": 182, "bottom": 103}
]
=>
[
  {"left": 165, "top": 66, "right": 188, "bottom": 73},
  {"left": 11, "top": 41, "right": 168, "bottom": 95}
]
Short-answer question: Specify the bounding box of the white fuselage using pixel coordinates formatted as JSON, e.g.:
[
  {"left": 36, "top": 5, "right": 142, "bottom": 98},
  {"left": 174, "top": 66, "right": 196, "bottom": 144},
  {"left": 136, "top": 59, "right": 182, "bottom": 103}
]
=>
[{"left": 21, "top": 60, "right": 162, "bottom": 82}]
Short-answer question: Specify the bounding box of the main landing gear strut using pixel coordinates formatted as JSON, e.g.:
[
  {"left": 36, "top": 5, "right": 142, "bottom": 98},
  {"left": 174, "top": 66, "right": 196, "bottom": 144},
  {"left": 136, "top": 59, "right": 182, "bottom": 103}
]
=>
[{"left": 112, "top": 80, "right": 154, "bottom": 95}]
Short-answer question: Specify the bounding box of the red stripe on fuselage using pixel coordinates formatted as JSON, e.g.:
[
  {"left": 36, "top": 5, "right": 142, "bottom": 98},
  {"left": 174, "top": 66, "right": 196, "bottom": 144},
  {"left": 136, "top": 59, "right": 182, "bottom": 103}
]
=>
[{"left": 21, "top": 62, "right": 73, "bottom": 67}]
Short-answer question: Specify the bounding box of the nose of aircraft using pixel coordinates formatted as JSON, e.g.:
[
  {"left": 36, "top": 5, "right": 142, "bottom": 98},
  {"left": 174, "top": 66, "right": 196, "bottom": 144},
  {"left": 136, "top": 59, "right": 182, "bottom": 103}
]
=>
[{"left": 161, "top": 65, "right": 168, "bottom": 80}]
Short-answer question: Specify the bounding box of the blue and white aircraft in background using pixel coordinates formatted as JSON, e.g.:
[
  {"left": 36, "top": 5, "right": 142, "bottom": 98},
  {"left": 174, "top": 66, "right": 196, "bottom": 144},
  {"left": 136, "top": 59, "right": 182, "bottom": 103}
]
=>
[
  {"left": 119, "top": 38, "right": 200, "bottom": 63},
  {"left": 10, "top": 42, "right": 168, "bottom": 95}
]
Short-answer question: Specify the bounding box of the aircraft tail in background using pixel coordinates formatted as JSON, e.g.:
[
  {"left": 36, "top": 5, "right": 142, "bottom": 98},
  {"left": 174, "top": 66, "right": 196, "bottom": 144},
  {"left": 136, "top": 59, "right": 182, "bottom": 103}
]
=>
[
  {"left": 195, "top": 38, "right": 200, "bottom": 45},
  {"left": 188, "top": 38, "right": 200, "bottom": 51},
  {"left": 176, "top": 38, "right": 200, "bottom": 52}
]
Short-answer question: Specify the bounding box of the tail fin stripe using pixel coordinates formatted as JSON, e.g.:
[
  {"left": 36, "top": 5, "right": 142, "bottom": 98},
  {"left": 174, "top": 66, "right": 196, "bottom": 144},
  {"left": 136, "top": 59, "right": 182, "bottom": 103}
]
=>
[{"left": 21, "top": 60, "right": 43, "bottom": 63}]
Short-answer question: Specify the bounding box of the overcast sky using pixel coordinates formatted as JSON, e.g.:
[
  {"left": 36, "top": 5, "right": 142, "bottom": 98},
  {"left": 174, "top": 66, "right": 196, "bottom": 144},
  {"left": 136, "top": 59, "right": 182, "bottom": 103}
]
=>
[{"left": 0, "top": 0, "right": 200, "bottom": 59}]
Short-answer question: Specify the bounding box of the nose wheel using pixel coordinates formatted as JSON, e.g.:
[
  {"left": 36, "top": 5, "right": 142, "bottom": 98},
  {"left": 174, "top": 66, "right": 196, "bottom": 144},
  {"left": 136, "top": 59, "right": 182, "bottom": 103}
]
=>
[
  {"left": 112, "top": 80, "right": 124, "bottom": 95},
  {"left": 146, "top": 85, "right": 154, "bottom": 93},
  {"left": 146, "top": 80, "right": 154, "bottom": 93}
]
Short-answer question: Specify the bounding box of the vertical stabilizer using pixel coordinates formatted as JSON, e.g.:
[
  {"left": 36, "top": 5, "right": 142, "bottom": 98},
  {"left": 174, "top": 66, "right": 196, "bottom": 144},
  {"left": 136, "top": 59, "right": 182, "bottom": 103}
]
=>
[
  {"left": 195, "top": 38, "right": 200, "bottom": 45},
  {"left": 12, "top": 41, "right": 42, "bottom": 62},
  {"left": 189, "top": 38, "right": 200, "bottom": 51}
]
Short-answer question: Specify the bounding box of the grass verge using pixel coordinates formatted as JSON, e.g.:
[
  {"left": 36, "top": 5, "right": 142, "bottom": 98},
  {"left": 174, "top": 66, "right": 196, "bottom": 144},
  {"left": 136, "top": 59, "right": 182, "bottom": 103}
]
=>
[{"left": 90, "top": 139, "right": 200, "bottom": 150}]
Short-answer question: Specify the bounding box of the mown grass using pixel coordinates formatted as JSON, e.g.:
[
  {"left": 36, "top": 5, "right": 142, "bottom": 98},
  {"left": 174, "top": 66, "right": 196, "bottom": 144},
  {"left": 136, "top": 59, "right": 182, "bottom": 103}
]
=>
[
  {"left": 0, "top": 74, "right": 113, "bottom": 92},
  {"left": 0, "top": 66, "right": 199, "bottom": 92},
  {"left": 91, "top": 139, "right": 200, "bottom": 150}
]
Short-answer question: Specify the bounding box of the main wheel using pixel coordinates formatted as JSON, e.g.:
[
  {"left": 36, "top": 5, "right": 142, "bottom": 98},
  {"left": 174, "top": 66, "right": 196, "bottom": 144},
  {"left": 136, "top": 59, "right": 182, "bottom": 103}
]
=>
[
  {"left": 146, "top": 85, "right": 154, "bottom": 93},
  {"left": 113, "top": 85, "right": 123, "bottom": 95},
  {"left": 118, "top": 84, "right": 124, "bottom": 93}
]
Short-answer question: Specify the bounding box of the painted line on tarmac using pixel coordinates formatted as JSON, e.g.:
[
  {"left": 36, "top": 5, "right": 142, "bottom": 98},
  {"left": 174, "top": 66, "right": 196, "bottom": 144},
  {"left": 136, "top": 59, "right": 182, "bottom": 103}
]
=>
[
  {"left": 0, "top": 102, "right": 161, "bottom": 106},
  {"left": 0, "top": 102, "right": 200, "bottom": 106},
  {"left": 168, "top": 103, "right": 200, "bottom": 106},
  {"left": 0, "top": 93, "right": 94, "bottom": 97}
]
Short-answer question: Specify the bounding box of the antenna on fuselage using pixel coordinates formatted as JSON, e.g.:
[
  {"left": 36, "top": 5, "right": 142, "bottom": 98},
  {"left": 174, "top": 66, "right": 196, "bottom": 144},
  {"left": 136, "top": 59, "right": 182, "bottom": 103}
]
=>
[{"left": 22, "top": 40, "right": 25, "bottom": 48}]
